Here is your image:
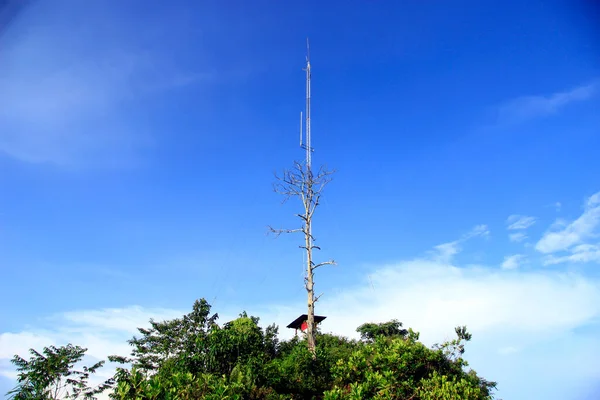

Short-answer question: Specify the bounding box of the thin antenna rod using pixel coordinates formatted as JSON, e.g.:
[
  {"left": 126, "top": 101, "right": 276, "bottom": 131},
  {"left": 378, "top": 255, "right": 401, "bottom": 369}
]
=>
[
  {"left": 300, "top": 38, "right": 314, "bottom": 283},
  {"left": 301, "top": 38, "right": 312, "bottom": 169},
  {"left": 300, "top": 111, "right": 303, "bottom": 147}
]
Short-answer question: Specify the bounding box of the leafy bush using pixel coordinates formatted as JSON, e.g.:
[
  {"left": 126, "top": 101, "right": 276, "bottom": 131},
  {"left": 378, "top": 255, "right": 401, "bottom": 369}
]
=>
[
  {"left": 323, "top": 329, "right": 495, "bottom": 400},
  {"left": 7, "top": 344, "right": 111, "bottom": 400}
]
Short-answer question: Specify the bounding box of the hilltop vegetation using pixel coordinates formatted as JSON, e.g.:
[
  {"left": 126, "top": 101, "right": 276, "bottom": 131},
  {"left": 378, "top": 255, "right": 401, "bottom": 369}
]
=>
[{"left": 7, "top": 299, "right": 497, "bottom": 400}]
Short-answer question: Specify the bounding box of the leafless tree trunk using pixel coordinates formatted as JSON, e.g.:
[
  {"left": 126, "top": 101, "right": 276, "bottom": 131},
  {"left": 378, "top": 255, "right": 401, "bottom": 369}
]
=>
[{"left": 270, "top": 160, "right": 335, "bottom": 356}]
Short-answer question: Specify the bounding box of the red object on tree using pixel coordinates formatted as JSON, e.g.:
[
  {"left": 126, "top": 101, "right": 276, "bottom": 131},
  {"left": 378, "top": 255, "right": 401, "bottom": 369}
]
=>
[{"left": 286, "top": 314, "right": 327, "bottom": 334}]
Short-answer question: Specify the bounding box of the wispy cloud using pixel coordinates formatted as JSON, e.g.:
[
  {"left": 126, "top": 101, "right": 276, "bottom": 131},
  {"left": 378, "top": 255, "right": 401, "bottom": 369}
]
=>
[
  {"left": 506, "top": 215, "right": 535, "bottom": 245},
  {"left": 433, "top": 241, "right": 461, "bottom": 263},
  {"left": 496, "top": 80, "right": 599, "bottom": 124},
  {"left": 0, "top": 1, "right": 208, "bottom": 166},
  {"left": 431, "top": 224, "right": 489, "bottom": 263},
  {"left": 509, "top": 232, "right": 528, "bottom": 243},
  {"left": 0, "top": 305, "right": 184, "bottom": 399},
  {"left": 502, "top": 254, "right": 527, "bottom": 270},
  {"left": 506, "top": 215, "right": 537, "bottom": 230},
  {"left": 469, "top": 224, "right": 491, "bottom": 238},
  {"left": 543, "top": 244, "right": 600, "bottom": 266},
  {"left": 535, "top": 191, "right": 600, "bottom": 255},
  {"left": 319, "top": 261, "right": 600, "bottom": 342},
  {"left": 0, "top": 306, "right": 183, "bottom": 362}
]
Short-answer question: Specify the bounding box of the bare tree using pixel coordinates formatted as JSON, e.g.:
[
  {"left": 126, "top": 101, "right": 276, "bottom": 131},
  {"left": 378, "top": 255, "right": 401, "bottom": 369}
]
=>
[{"left": 270, "top": 160, "right": 335, "bottom": 356}]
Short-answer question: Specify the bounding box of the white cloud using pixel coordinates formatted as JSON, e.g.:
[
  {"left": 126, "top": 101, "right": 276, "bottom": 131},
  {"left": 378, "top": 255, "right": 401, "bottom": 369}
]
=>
[
  {"left": 468, "top": 224, "right": 491, "bottom": 237},
  {"left": 509, "top": 232, "right": 527, "bottom": 243},
  {"left": 3, "top": 227, "right": 600, "bottom": 400},
  {"left": 543, "top": 244, "right": 600, "bottom": 266},
  {"left": 506, "top": 215, "right": 537, "bottom": 230},
  {"left": 4, "top": 259, "right": 598, "bottom": 377},
  {"left": 0, "top": 305, "right": 189, "bottom": 400},
  {"left": 313, "top": 257, "right": 600, "bottom": 400},
  {"left": 431, "top": 224, "right": 489, "bottom": 263},
  {"left": 535, "top": 191, "right": 600, "bottom": 254},
  {"left": 432, "top": 241, "right": 460, "bottom": 263},
  {"left": 0, "top": 1, "right": 207, "bottom": 166},
  {"left": 0, "top": 306, "right": 182, "bottom": 375},
  {"left": 313, "top": 261, "right": 600, "bottom": 344},
  {"left": 502, "top": 254, "right": 526, "bottom": 270},
  {"left": 497, "top": 80, "right": 599, "bottom": 124}
]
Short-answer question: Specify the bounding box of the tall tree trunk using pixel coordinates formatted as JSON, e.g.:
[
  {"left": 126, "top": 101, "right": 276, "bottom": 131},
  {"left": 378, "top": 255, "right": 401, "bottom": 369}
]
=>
[{"left": 306, "top": 213, "right": 316, "bottom": 356}]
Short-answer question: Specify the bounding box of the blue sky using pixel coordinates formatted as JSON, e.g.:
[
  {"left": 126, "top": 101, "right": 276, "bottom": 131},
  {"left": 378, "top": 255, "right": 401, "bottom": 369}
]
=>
[{"left": 1, "top": 0, "right": 600, "bottom": 399}]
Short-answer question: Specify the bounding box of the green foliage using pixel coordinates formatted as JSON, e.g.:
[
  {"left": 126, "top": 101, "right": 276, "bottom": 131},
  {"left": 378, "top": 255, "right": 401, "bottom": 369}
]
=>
[
  {"left": 260, "top": 332, "right": 358, "bottom": 399},
  {"left": 432, "top": 326, "right": 472, "bottom": 362},
  {"left": 356, "top": 319, "right": 408, "bottom": 342},
  {"left": 324, "top": 327, "right": 496, "bottom": 400},
  {"left": 110, "top": 366, "right": 248, "bottom": 400},
  {"left": 7, "top": 299, "right": 497, "bottom": 400},
  {"left": 264, "top": 337, "right": 331, "bottom": 398},
  {"left": 110, "top": 304, "right": 287, "bottom": 399},
  {"left": 7, "top": 344, "right": 110, "bottom": 400},
  {"left": 418, "top": 372, "right": 485, "bottom": 400},
  {"left": 125, "top": 298, "right": 218, "bottom": 373},
  {"left": 208, "top": 313, "right": 274, "bottom": 376}
]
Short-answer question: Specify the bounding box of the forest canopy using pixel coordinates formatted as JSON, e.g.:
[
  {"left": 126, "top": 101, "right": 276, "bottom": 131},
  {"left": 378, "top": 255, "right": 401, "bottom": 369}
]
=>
[{"left": 6, "top": 298, "right": 498, "bottom": 400}]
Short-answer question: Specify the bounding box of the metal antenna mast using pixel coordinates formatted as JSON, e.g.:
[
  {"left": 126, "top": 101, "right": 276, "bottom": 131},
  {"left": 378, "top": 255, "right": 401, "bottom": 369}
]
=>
[
  {"left": 301, "top": 38, "right": 313, "bottom": 169},
  {"left": 300, "top": 38, "right": 314, "bottom": 280},
  {"left": 274, "top": 39, "right": 335, "bottom": 355}
]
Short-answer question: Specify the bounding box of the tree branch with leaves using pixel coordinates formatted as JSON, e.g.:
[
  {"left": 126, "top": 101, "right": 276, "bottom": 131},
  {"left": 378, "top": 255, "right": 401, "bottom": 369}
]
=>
[{"left": 7, "top": 344, "right": 112, "bottom": 400}]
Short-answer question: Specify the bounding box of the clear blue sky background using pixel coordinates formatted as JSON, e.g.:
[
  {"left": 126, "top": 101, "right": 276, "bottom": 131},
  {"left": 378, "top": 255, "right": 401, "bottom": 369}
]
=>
[{"left": 1, "top": 1, "right": 600, "bottom": 399}]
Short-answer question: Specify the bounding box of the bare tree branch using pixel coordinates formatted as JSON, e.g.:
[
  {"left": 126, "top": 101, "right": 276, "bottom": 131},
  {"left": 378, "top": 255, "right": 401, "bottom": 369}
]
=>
[
  {"left": 267, "top": 226, "right": 303, "bottom": 237},
  {"left": 296, "top": 213, "right": 308, "bottom": 222},
  {"left": 313, "top": 260, "right": 336, "bottom": 270},
  {"left": 271, "top": 157, "right": 336, "bottom": 357}
]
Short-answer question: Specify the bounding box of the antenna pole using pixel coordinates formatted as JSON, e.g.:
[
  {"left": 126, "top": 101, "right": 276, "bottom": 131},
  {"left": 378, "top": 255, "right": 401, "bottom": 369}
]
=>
[
  {"left": 271, "top": 38, "right": 335, "bottom": 358},
  {"left": 302, "top": 38, "right": 313, "bottom": 280},
  {"left": 300, "top": 111, "right": 303, "bottom": 147},
  {"left": 302, "top": 38, "right": 312, "bottom": 169}
]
